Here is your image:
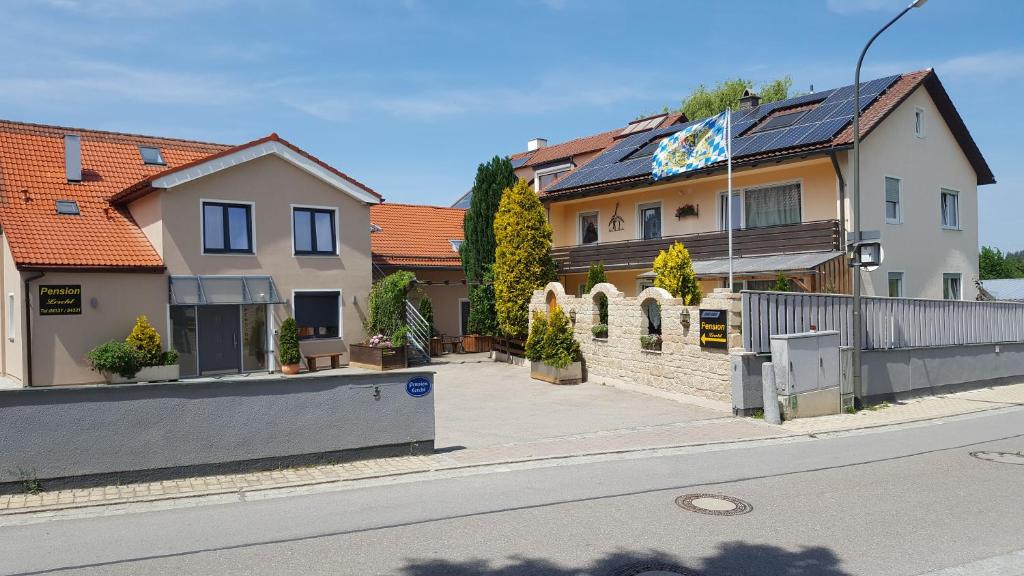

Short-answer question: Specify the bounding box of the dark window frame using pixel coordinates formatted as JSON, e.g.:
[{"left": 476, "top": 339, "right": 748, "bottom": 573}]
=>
[
  {"left": 294, "top": 291, "right": 341, "bottom": 340},
  {"left": 202, "top": 201, "right": 254, "bottom": 254},
  {"left": 292, "top": 207, "right": 338, "bottom": 256}
]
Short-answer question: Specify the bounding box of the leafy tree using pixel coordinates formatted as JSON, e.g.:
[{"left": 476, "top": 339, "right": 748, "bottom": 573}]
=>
[
  {"left": 772, "top": 272, "right": 791, "bottom": 292},
  {"left": 653, "top": 242, "right": 702, "bottom": 305},
  {"left": 679, "top": 77, "right": 794, "bottom": 121},
  {"left": 585, "top": 263, "right": 609, "bottom": 324},
  {"left": 979, "top": 246, "right": 1024, "bottom": 279},
  {"left": 461, "top": 156, "right": 516, "bottom": 333},
  {"left": 494, "top": 179, "right": 556, "bottom": 337},
  {"left": 126, "top": 315, "right": 163, "bottom": 367},
  {"left": 417, "top": 296, "right": 435, "bottom": 336},
  {"left": 365, "top": 270, "right": 416, "bottom": 341},
  {"left": 277, "top": 318, "right": 301, "bottom": 366},
  {"left": 468, "top": 268, "right": 498, "bottom": 335}
]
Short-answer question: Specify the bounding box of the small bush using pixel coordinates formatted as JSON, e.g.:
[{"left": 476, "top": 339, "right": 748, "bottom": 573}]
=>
[
  {"left": 162, "top": 349, "right": 179, "bottom": 366},
  {"left": 525, "top": 312, "right": 549, "bottom": 362},
  {"left": 278, "top": 317, "right": 302, "bottom": 366},
  {"left": 538, "top": 307, "right": 581, "bottom": 369},
  {"left": 126, "top": 315, "right": 163, "bottom": 366},
  {"left": 640, "top": 334, "right": 663, "bottom": 351},
  {"left": 87, "top": 341, "right": 142, "bottom": 378},
  {"left": 591, "top": 323, "right": 608, "bottom": 338}
]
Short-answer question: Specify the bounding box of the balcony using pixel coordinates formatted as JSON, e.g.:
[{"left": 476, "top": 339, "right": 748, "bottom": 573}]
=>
[{"left": 550, "top": 219, "right": 842, "bottom": 273}]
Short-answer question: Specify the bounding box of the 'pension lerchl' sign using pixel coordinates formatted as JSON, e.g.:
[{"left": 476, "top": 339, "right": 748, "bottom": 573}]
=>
[
  {"left": 39, "top": 285, "right": 82, "bottom": 315},
  {"left": 699, "top": 308, "right": 727, "bottom": 349}
]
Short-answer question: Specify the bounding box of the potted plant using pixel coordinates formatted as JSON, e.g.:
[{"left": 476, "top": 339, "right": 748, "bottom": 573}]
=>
[
  {"left": 278, "top": 317, "right": 302, "bottom": 375},
  {"left": 526, "top": 307, "right": 584, "bottom": 385},
  {"left": 640, "top": 334, "right": 663, "bottom": 352},
  {"left": 350, "top": 332, "right": 409, "bottom": 371},
  {"left": 87, "top": 316, "right": 180, "bottom": 384},
  {"left": 591, "top": 323, "right": 608, "bottom": 339},
  {"left": 675, "top": 204, "right": 698, "bottom": 219}
]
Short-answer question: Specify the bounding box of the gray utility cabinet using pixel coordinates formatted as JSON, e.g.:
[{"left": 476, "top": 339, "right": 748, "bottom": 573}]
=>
[{"left": 770, "top": 331, "right": 840, "bottom": 395}]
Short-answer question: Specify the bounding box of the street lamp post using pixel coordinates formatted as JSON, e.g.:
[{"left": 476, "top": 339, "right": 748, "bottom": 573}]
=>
[{"left": 851, "top": 0, "right": 927, "bottom": 400}]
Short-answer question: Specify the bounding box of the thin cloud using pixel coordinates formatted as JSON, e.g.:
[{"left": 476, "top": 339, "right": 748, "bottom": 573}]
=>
[
  {"left": 826, "top": 0, "right": 900, "bottom": 15},
  {"left": 940, "top": 50, "right": 1024, "bottom": 81}
]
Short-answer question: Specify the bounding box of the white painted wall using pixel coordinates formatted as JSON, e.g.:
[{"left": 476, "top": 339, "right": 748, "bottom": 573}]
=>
[{"left": 852, "top": 85, "right": 981, "bottom": 300}]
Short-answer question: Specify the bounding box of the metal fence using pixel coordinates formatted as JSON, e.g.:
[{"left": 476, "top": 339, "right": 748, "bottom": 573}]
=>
[{"left": 741, "top": 290, "right": 1024, "bottom": 354}]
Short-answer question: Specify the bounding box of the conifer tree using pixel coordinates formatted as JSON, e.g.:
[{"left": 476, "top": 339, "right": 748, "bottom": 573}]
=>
[{"left": 461, "top": 156, "right": 515, "bottom": 334}]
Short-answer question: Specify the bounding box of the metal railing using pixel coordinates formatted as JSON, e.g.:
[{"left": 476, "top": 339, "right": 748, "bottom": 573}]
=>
[
  {"left": 742, "top": 290, "right": 1024, "bottom": 354},
  {"left": 405, "top": 300, "right": 431, "bottom": 365}
]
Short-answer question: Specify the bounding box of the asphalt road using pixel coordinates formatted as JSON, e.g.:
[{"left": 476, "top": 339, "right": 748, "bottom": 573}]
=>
[{"left": 3, "top": 407, "right": 1023, "bottom": 576}]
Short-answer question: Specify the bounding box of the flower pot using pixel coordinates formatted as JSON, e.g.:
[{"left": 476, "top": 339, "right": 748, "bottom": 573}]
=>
[
  {"left": 280, "top": 363, "right": 302, "bottom": 375},
  {"left": 350, "top": 344, "right": 408, "bottom": 371},
  {"left": 429, "top": 337, "right": 446, "bottom": 357},
  {"left": 462, "top": 334, "right": 493, "bottom": 353},
  {"left": 530, "top": 360, "right": 584, "bottom": 385},
  {"left": 104, "top": 364, "right": 180, "bottom": 384}
]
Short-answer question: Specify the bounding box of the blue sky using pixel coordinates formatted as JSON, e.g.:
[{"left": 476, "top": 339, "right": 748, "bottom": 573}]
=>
[{"left": 2, "top": 0, "right": 1021, "bottom": 249}]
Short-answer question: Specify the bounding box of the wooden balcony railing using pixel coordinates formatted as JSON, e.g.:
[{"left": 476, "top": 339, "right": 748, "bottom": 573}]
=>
[{"left": 550, "top": 220, "right": 842, "bottom": 273}]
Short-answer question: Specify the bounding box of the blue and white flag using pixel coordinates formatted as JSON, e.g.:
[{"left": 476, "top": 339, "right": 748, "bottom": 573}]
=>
[{"left": 651, "top": 111, "right": 729, "bottom": 181}]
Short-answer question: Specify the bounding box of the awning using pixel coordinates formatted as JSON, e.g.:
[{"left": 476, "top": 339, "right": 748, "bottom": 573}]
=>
[
  {"left": 169, "top": 275, "right": 284, "bottom": 305},
  {"left": 637, "top": 251, "right": 845, "bottom": 279}
]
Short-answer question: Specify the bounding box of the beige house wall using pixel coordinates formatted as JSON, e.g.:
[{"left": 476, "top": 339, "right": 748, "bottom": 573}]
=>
[
  {"left": 134, "top": 153, "right": 374, "bottom": 364},
  {"left": 546, "top": 158, "right": 839, "bottom": 247},
  {"left": 25, "top": 272, "right": 167, "bottom": 386},
  {"left": 852, "top": 85, "right": 980, "bottom": 300},
  {"left": 404, "top": 268, "right": 469, "bottom": 337},
  {"left": 130, "top": 192, "right": 163, "bottom": 256},
  {"left": 530, "top": 281, "right": 742, "bottom": 402},
  {"left": 1, "top": 238, "right": 24, "bottom": 383}
]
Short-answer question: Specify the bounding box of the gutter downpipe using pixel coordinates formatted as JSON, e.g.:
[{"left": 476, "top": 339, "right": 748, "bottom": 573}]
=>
[
  {"left": 24, "top": 271, "right": 45, "bottom": 387},
  {"left": 829, "top": 150, "right": 846, "bottom": 250}
]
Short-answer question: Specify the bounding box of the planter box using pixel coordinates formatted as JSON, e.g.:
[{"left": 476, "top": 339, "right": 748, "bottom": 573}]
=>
[
  {"left": 462, "top": 335, "right": 493, "bottom": 353},
  {"left": 350, "top": 344, "right": 408, "bottom": 371},
  {"left": 530, "top": 360, "right": 584, "bottom": 385},
  {"left": 429, "top": 338, "right": 445, "bottom": 357},
  {"left": 105, "top": 364, "right": 180, "bottom": 385}
]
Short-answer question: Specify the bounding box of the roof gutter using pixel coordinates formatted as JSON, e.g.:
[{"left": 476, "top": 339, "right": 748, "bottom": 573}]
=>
[{"left": 23, "top": 270, "right": 44, "bottom": 387}]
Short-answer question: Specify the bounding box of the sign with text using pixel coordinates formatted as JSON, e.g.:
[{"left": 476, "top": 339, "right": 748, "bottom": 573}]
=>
[
  {"left": 699, "top": 308, "right": 727, "bottom": 349},
  {"left": 39, "top": 285, "right": 82, "bottom": 315},
  {"left": 406, "top": 376, "right": 431, "bottom": 398}
]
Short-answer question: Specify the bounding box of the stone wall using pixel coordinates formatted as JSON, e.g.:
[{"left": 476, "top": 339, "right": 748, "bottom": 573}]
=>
[{"left": 530, "top": 282, "right": 742, "bottom": 402}]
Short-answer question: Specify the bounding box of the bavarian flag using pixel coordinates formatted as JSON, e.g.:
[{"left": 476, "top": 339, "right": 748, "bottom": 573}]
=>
[{"left": 652, "top": 111, "right": 729, "bottom": 180}]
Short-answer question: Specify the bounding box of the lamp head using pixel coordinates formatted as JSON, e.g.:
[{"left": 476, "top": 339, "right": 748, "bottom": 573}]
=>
[{"left": 910, "top": 0, "right": 928, "bottom": 7}]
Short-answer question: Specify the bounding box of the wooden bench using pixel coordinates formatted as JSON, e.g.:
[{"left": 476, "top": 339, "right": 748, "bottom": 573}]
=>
[{"left": 304, "top": 353, "right": 344, "bottom": 372}]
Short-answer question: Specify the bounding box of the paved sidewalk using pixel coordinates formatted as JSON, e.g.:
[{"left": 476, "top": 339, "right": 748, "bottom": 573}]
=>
[{"left": 1, "top": 382, "right": 1021, "bottom": 516}]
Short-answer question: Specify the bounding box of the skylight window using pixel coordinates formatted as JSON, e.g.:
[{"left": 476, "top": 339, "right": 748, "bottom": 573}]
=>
[
  {"left": 55, "top": 200, "right": 80, "bottom": 215},
  {"left": 139, "top": 146, "right": 165, "bottom": 166},
  {"left": 751, "top": 109, "right": 807, "bottom": 133},
  {"left": 450, "top": 239, "right": 463, "bottom": 252},
  {"left": 624, "top": 136, "right": 668, "bottom": 160}
]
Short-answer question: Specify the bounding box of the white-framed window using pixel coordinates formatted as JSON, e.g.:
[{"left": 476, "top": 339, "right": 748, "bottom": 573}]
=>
[
  {"left": 940, "top": 188, "right": 960, "bottom": 230},
  {"left": 7, "top": 292, "right": 14, "bottom": 341},
  {"left": 292, "top": 205, "right": 338, "bottom": 256},
  {"left": 578, "top": 211, "right": 599, "bottom": 245},
  {"left": 887, "top": 272, "right": 904, "bottom": 298},
  {"left": 637, "top": 202, "right": 662, "bottom": 240},
  {"left": 718, "top": 181, "right": 801, "bottom": 230},
  {"left": 202, "top": 200, "right": 254, "bottom": 254},
  {"left": 943, "top": 273, "right": 962, "bottom": 300},
  {"left": 293, "top": 290, "right": 342, "bottom": 340},
  {"left": 534, "top": 163, "right": 573, "bottom": 192},
  {"left": 885, "top": 176, "right": 902, "bottom": 224},
  {"left": 914, "top": 106, "right": 926, "bottom": 139}
]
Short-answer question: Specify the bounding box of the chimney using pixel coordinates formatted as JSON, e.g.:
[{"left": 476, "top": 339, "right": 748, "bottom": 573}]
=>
[
  {"left": 738, "top": 89, "right": 760, "bottom": 110},
  {"left": 527, "top": 138, "right": 547, "bottom": 152},
  {"left": 64, "top": 134, "right": 82, "bottom": 182}
]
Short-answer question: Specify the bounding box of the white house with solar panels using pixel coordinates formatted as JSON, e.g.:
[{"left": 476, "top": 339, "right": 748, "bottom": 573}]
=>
[{"left": 509, "top": 68, "right": 993, "bottom": 301}]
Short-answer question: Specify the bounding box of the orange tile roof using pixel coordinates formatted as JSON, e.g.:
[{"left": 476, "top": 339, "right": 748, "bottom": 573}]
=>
[
  {"left": 0, "top": 120, "right": 230, "bottom": 269},
  {"left": 518, "top": 112, "right": 685, "bottom": 169},
  {"left": 370, "top": 203, "right": 465, "bottom": 268}
]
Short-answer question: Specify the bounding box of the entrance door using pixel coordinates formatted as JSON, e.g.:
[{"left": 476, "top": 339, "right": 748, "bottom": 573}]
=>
[{"left": 198, "top": 305, "right": 241, "bottom": 375}]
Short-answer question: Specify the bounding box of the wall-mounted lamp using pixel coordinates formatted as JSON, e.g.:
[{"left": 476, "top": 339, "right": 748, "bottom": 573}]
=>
[
  {"left": 680, "top": 308, "right": 691, "bottom": 328},
  {"left": 568, "top": 309, "right": 577, "bottom": 324}
]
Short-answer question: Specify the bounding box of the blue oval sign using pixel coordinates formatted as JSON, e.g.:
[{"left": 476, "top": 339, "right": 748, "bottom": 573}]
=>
[{"left": 406, "top": 376, "right": 431, "bottom": 397}]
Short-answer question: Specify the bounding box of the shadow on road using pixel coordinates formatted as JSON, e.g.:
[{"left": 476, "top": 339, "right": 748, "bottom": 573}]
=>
[{"left": 399, "top": 541, "right": 851, "bottom": 576}]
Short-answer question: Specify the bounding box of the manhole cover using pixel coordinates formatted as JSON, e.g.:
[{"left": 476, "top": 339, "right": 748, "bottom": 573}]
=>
[
  {"left": 675, "top": 493, "right": 753, "bottom": 516},
  {"left": 613, "top": 563, "right": 694, "bottom": 576},
  {"left": 971, "top": 451, "right": 1024, "bottom": 465}
]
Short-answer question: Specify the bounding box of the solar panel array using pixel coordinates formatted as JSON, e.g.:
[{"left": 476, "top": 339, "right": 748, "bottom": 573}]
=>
[{"left": 548, "top": 74, "right": 901, "bottom": 193}]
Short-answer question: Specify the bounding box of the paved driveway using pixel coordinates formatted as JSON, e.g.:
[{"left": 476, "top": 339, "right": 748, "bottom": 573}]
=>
[{"left": 431, "top": 359, "right": 728, "bottom": 450}]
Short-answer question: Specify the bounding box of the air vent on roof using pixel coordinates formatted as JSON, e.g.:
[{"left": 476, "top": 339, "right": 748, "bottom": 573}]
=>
[
  {"left": 64, "top": 134, "right": 82, "bottom": 182},
  {"left": 55, "top": 200, "right": 80, "bottom": 215},
  {"left": 139, "top": 146, "right": 165, "bottom": 165}
]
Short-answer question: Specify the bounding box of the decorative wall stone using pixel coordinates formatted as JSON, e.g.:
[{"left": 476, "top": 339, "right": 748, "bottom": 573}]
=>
[{"left": 530, "top": 283, "right": 742, "bottom": 403}]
